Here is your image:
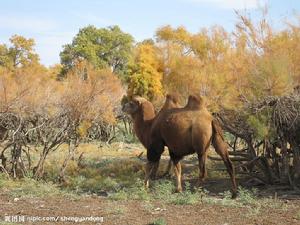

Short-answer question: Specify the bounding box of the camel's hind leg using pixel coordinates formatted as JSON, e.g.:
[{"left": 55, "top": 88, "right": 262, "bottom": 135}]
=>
[
  {"left": 212, "top": 120, "right": 237, "bottom": 198},
  {"left": 217, "top": 150, "right": 237, "bottom": 198},
  {"left": 173, "top": 160, "right": 182, "bottom": 192},
  {"left": 197, "top": 151, "right": 208, "bottom": 184},
  {"left": 213, "top": 139, "right": 237, "bottom": 198}
]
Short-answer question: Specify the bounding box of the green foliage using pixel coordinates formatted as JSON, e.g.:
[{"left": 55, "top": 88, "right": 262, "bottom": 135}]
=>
[
  {"left": 169, "top": 182, "right": 202, "bottom": 205},
  {"left": 247, "top": 115, "right": 269, "bottom": 139},
  {"left": 60, "top": 25, "right": 134, "bottom": 79},
  {"left": 249, "top": 54, "right": 292, "bottom": 98},
  {"left": 237, "top": 187, "right": 258, "bottom": 205},
  {"left": 152, "top": 179, "right": 174, "bottom": 200},
  {"left": 109, "top": 179, "right": 150, "bottom": 201},
  {"left": 246, "top": 109, "right": 275, "bottom": 140}
]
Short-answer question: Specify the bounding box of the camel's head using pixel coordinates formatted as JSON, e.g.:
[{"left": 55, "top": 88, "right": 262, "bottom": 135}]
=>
[
  {"left": 122, "top": 97, "right": 140, "bottom": 115},
  {"left": 122, "top": 96, "right": 155, "bottom": 120}
]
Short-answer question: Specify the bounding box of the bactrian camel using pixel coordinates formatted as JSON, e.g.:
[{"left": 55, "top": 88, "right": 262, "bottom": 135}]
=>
[{"left": 123, "top": 94, "right": 237, "bottom": 198}]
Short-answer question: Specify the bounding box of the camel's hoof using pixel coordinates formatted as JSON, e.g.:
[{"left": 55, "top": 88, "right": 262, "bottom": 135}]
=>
[
  {"left": 175, "top": 187, "right": 183, "bottom": 193},
  {"left": 144, "top": 181, "right": 149, "bottom": 189},
  {"left": 231, "top": 191, "right": 238, "bottom": 199}
]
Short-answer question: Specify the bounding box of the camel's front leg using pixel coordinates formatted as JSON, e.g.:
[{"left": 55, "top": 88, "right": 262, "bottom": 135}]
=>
[
  {"left": 150, "top": 161, "right": 159, "bottom": 179},
  {"left": 144, "top": 161, "right": 158, "bottom": 188},
  {"left": 173, "top": 160, "right": 182, "bottom": 192}
]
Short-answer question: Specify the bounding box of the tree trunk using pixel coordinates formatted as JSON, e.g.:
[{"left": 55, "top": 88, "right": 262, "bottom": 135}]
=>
[
  {"left": 33, "top": 151, "right": 48, "bottom": 179},
  {"left": 58, "top": 140, "right": 78, "bottom": 182}
]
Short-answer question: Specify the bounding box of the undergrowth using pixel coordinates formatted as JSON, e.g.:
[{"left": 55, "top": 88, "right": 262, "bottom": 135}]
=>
[
  {"left": 0, "top": 143, "right": 293, "bottom": 215},
  {"left": 0, "top": 174, "right": 78, "bottom": 199}
]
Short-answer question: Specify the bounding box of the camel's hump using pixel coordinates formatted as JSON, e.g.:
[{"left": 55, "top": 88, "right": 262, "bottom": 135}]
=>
[{"left": 185, "top": 94, "right": 206, "bottom": 109}]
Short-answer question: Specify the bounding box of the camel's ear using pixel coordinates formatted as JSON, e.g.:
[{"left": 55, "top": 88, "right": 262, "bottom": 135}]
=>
[
  {"left": 132, "top": 96, "right": 143, "bottom": 106},
  {"left": 135, "top": 99, "right": 143, "bottom": 107}
]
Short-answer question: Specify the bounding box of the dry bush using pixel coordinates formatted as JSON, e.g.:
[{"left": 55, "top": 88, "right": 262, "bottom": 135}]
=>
[{"left": 0, "top": 61, "right": 124, "bottom": 179}]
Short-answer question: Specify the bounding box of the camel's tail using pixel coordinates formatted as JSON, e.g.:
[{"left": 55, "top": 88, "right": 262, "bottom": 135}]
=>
[
  {"left": 211, "top": 118, "right": 237, "bottom": 198},
  {"left": 211, "top": 118, "right": 227, "bottom": 150}
]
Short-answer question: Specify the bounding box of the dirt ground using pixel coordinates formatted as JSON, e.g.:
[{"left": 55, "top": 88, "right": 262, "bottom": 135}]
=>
[
  {"left": 1, "top": 189, "right": 300, "bottom": 225},
  {"left": 1, "top": 148, "right": 300, "bottom": 225}
]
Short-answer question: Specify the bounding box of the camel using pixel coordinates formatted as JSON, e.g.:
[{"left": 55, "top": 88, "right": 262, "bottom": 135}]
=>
[
  {"left": 123, "top": 94, "right": 237, "bottom": 198},
  {"left": 122, "top": 94, "right": 181, "bottom": 177}
]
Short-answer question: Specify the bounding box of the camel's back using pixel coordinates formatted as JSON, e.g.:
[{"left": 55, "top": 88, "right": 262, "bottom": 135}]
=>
[
  {"left": 159, "top": 94, "right": 181, "bottom": 112},
  {"left": 151, "top": 94, "right": 182, "bottom": 138},
  {"left": 159, "top": 108, "right": 213, "bottom": 155}
]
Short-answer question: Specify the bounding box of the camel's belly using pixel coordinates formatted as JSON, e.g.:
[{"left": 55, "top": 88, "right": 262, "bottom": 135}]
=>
[{"left": 161, "top": 113, "right": 212, "bottom": 158}]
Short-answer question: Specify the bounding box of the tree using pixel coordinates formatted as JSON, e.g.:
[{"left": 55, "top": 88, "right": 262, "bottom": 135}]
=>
[
  {"left": 0, "top": 44, "right": 11, "bottom": 69},
  {"left": 127, "top": 42, "right": 163, "bottom": 100},
  {"left": 0, "top": 35, "right": 43, "bottom": 78},
  {"left": 60, "top": 25, "right": 134, "bottom": 79}
]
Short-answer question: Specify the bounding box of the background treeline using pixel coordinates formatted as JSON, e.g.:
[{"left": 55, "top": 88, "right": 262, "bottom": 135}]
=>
[{"left": 0, "top": 11, "right": 300, "bottom": 189}]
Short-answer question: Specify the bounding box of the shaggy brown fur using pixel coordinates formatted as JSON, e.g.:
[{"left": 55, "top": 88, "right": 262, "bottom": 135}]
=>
[
  {"left": 184, "top": 94, "right": 206, "bottom": 110},
  {"left": 150, "top": 94, "right": 237, "bottom": 197},
  {"left": 153, "top": 94, "right": 182, "bottom": 177},
  {"left": 159, "top": 94, "right": 181, "bottom": 112},
  {"left": 122, "top": 96, "right": 156, "bottom": 149},
  {"left": 124, "top": 95, "right": 237, "bottom": 198},
  {"left": 122, "top": 94, "right": 182, "bottom": 178},
  {"left": 123, "top": 95, "right": 237, "bottom": 197}
]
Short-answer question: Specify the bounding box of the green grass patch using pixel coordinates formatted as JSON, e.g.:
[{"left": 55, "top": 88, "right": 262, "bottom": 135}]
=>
[{"left": 0, "top": 174, "right": 78, "bottom": 199}]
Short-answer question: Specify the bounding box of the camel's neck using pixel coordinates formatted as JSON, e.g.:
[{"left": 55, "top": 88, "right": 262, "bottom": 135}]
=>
[{"left": 132, "top": 112, "right": 154, "bottom": 148}]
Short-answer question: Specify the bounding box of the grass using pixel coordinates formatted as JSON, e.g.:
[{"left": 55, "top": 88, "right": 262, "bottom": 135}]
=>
[
  {"left": 149, "top": 218, "right": 167, "bottom": 225},
  {"left": 0, "top": 174, "right": 78, "bottom": 199},
  {"left": 295, "top": 211, "right": 300, "bottom": 220}
]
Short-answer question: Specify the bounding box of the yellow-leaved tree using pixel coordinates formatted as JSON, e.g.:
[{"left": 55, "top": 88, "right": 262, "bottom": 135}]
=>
[{"left": 127, "top": 42, "right": 163, "bottom": 101}]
